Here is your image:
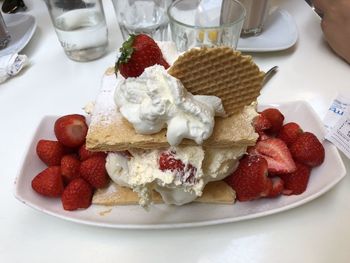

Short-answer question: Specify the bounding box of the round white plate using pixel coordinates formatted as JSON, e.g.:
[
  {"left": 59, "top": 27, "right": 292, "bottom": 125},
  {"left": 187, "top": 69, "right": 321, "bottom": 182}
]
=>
[
  {"left": 14, "top": 101, "right": 346, "bottom": 229},
  {"left": 0, "top": 13, "right": 37, "bottom": 56},
  {"left": 237, "top": 8, "right": 298, "bottom": 52}
]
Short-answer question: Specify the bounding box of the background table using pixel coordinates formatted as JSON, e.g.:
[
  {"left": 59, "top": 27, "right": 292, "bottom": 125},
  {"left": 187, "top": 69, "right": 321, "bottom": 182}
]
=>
[{"left": 1, "top": 0, "right": 350, "bottom": 262}]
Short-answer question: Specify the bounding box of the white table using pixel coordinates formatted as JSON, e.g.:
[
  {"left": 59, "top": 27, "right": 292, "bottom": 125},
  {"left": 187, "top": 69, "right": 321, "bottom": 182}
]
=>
[{"left": 1, "top": 0, "right": 350, "bottom": 262}]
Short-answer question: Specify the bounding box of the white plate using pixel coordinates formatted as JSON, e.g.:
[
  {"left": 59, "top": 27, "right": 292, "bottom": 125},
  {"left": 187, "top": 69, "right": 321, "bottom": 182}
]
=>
[
  {"left": 0, "top": 13, "right": 37, "bottom": 56},
  {"left": 14, "top": 101, "right": 346, "bottom": 229},
  {"left": 237, "top": 8, "right": 298, "bottom": 52}
]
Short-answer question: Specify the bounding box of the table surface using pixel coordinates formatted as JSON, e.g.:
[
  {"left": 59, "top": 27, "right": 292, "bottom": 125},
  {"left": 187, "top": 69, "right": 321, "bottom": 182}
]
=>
[{"left": 1, "top": 0, "right": 350, "bottom": 262}]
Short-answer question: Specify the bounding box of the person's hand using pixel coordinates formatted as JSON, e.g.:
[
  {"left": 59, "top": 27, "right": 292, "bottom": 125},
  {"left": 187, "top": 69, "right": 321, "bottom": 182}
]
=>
[{"left": 312, "top": 0, "right": 350, "bottom": 64}]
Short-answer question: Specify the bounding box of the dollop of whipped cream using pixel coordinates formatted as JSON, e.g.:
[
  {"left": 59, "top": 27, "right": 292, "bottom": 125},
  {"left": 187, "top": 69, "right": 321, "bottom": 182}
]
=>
[{"left": 114, "top": 65, "right": 225, "bottom": 146}]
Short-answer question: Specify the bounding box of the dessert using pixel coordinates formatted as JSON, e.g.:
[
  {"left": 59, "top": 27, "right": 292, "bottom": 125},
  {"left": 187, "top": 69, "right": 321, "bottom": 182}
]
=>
[
  {"left": 30, "top": 35, "right": 326, "bottom": 211},
  {"left": 86, "top": 35, "right": 265, "bottom": 207}
]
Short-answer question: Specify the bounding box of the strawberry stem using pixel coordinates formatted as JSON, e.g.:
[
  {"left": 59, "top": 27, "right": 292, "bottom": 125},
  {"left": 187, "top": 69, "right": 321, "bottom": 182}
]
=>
[{"left": 115, "top": 34, "right": 136, "bottom": 74}]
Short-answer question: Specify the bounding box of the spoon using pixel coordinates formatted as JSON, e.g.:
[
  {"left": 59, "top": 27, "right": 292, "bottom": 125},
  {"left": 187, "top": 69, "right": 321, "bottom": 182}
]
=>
[{"left": 263, "top": 66, "right": 278, "bottom": 86}]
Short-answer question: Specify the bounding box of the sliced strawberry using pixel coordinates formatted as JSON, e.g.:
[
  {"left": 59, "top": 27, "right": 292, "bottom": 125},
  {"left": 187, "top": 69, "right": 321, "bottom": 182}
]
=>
[
  {"left": 31, "top": 166, "right": 64, "bottom": 197},
  {"left": 279, "top": 162, "right": 311, "bottom": 195},
  {"left": 78, "top": 143, "right": 106, "bottom": 161},
  {"left": 159, "top": 151, "right": 197, "bottom": 184},
  {"left": 260, "top": 108, "right": 285, "bottom": 134},
  {"left": 61, "top": 154, "right": 81, "bottom": 184},
  {"left": 79, "top": 156, "right": 109, "bottom": 189},
  {"left": 54, "top": 114, "right": 88, "bottom": 148},
  {"left": 277, "top": 122, "right": 303, "bottom": 146},
  {"left": 253, "top": 114, "right": 272, "bottom": 132},
  {"left": 289, "top": 132, "right": 325, "bottom": 167},
  {"left": 249, "top": 138, "right": 296, "bottom": 174},
  {"left": 36, "top": 140, "right": 66, "bottom": 166},
  {"left": 225, "top": 155, "right": 271, "bottom": 201},
  {"left": 115, "top": 34, "right": 170, "bottom": 78},
  {"left": 61, "top": 178, "right": 93, "bottom": 211},
  {"left": 266, "top": 176, "right": 284, "bottom": 198}
]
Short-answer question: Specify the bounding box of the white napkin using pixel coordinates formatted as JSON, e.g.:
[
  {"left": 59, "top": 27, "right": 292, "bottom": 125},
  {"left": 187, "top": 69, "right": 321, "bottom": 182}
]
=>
[{"left": 0, "top": 53, "right": 29, "bottom": 83}]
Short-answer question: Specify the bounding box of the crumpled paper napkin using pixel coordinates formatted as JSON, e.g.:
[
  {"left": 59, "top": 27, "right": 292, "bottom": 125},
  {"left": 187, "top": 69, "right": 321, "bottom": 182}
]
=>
[{"left": 0, "top": 53, "right": 29, "bottom": 83}]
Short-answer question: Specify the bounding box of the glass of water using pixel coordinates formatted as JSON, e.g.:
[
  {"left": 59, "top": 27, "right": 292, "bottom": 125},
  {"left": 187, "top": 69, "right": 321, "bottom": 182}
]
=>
[
  {"left": 111, "top": 0, "right": 172, "bottom": 41},
  {"left": 0, "top": 13, "right": 10, "bottom": 50},
  {"left": 44, "top": 0, "right": 108, "bottom": 62},
  {"left": 168, "top": 0, "right": 246, "bottom": 52}
]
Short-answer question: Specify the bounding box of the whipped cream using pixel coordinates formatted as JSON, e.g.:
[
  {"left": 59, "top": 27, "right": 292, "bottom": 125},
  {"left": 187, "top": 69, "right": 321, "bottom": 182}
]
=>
[
  {"left": 114, "top": 65, "right": 225, "bottom": 146},
  {"left": 105, "top": 145, "right": 247, "bottom": 206}
]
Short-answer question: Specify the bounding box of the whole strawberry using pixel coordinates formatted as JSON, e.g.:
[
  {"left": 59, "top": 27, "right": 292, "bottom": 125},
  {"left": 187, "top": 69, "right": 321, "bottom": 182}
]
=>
[
  {"left": 61, "top": 178, "right": 93, "bottom": 211},
  {"left": 277, "top": 122, "right": 303, "bottom": 146},
  {"left": 61, "top": 154, "right": 81, "bottom": 184},
  {"left": 79, "top": 156, "right": 109, "bottom": 189},
  {"left": 260, "top": 108, "right": 285, "bottom": 134},
  {"left": 289, "top": 132, "right": 325, "bottom": 167},
  {"left": 54, "top": 114, "right": 88, "bottom": 148},
  {"left": 36, "top": 140, "right": 66, "bottom": 166},
  {"left": 115, "top": 34, "right": 170, "bottom": 78},
  {"left": 32, "top": 166, "right": 64, "bottom": 197},
  {"left": 279, "top": 162, "right": 311, "bottom": 195},
  {"left": 225, "top": 155, "right": 271, "bottom": 201},
  {"left": 78, "top": 143, "right": 107, "bottom": 161}
]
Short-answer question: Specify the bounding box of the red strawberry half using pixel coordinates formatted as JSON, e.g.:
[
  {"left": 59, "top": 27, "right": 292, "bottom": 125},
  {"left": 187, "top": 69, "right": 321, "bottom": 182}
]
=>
[
  {"left": 115, "top": 34, "right": 170, "bottom": 78},
  {"left": 54, "top": 114, "right": 88, "bottom": 148},
  {"left": 249, "top": 138, "right": 296, "bottom": 174},
  {"left": 61, "top": 178, "right": 93, "bottom": 211},
  {"left": 31, "top": 166, "right": 64, "bottom": 197},
  {"left": 289, "top": 132, "right": 325, "bottom": 167},
  {"left": 159, "top": 151, "right": 197, "bottom": 184},
  {"left": 225, "top": 155, "right": 271, "bottom": 201}
]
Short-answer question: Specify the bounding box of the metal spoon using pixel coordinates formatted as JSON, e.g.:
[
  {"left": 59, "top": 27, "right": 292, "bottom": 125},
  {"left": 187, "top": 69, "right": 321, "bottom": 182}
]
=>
[{"left": 263, "top": 66, "right": 278, "bottom": 86}]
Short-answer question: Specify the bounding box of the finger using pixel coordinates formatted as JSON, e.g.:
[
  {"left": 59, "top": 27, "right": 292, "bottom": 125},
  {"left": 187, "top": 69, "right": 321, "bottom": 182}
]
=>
[{"left": 312, "top": 0, "right": 328, "bottom": 13}]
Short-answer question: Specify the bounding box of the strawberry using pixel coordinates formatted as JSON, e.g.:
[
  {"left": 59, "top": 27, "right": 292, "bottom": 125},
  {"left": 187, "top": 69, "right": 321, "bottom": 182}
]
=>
[
  {"left": 79, "top": 156, "right": 109, "bottom": 189},
  {"left": 225, "top": 155, "right": 271, "bottom": 201},
  {"left": 249, "top": 138, "right": 296, "bottom": 174},
  {"left": 253, "top": 114, "right": 272, "bottom": 132},
  {"left": 279, "top": 162, "right": 311, "bottom": 195},
  {"left": 266, "top": 176, "right": 284, "bottom": 197},
  {"left": 61, "top": 154, "right": 81, "bottom": 184},
  {"left": 115, "top": 34, "right": 170, "bottom": 78},
  {"left": 36, "top": 140, "right": 66, "bottom": 166},
  {"left": 257, "top": 131, "right": 271, "bottom": 142},
  {"left": 61, "top": 178, "right": 93, "bottom": 211},
  {"left": 289, "top": 132, "right": 325, "bottom": 167},
  {"left": 159, "top": 151, "right": 197, "bottom": 184},
  {"left": 260, "top": 108, "right": 284, "bottom": 134},
  {"left": 54, "top": 114, "right": 88, "bottom": 148},
  {"left": 31, "top": 166, "right": 64, "bottom": 197},
  {"left": 78, "top": 143, "right": 106, "bottom": 161},
  {"left": 277, "top": 122, "right": 303, "bottom": 146}
]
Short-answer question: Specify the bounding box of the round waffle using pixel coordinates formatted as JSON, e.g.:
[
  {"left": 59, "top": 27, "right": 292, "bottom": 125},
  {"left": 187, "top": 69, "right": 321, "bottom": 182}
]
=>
[{"left": 167, "top": 47, "right": 265, "bottom": 115}]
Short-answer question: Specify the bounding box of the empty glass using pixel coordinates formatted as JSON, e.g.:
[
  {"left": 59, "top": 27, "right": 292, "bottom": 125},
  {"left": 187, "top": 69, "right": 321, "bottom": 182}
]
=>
[
  {"left": 111, "top": 0, "right": 172, "bottom": 41},
  {"left": 168, "top": 0, "right": 246, "bottom": 52},
  {"left": 44, "top": 0, "right": 108, "bottom": 62}
]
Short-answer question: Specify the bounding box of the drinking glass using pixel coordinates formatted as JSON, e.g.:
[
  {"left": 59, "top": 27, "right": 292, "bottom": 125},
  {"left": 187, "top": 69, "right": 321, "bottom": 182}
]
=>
[
  {"left": 239, "top": 0, "right": 270, "bottom": 36},
  {"left": 111, "top": 0, "right": 172, "bottom": 41},
  {"left": 0, "top": 13, "right": 11, "bottom": 50},
  {"left": 44, "top": 0, "right": 108, "bottom": 62},
  {"left": 168, "top": 0, "right": 246, "bottom": 52}
]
